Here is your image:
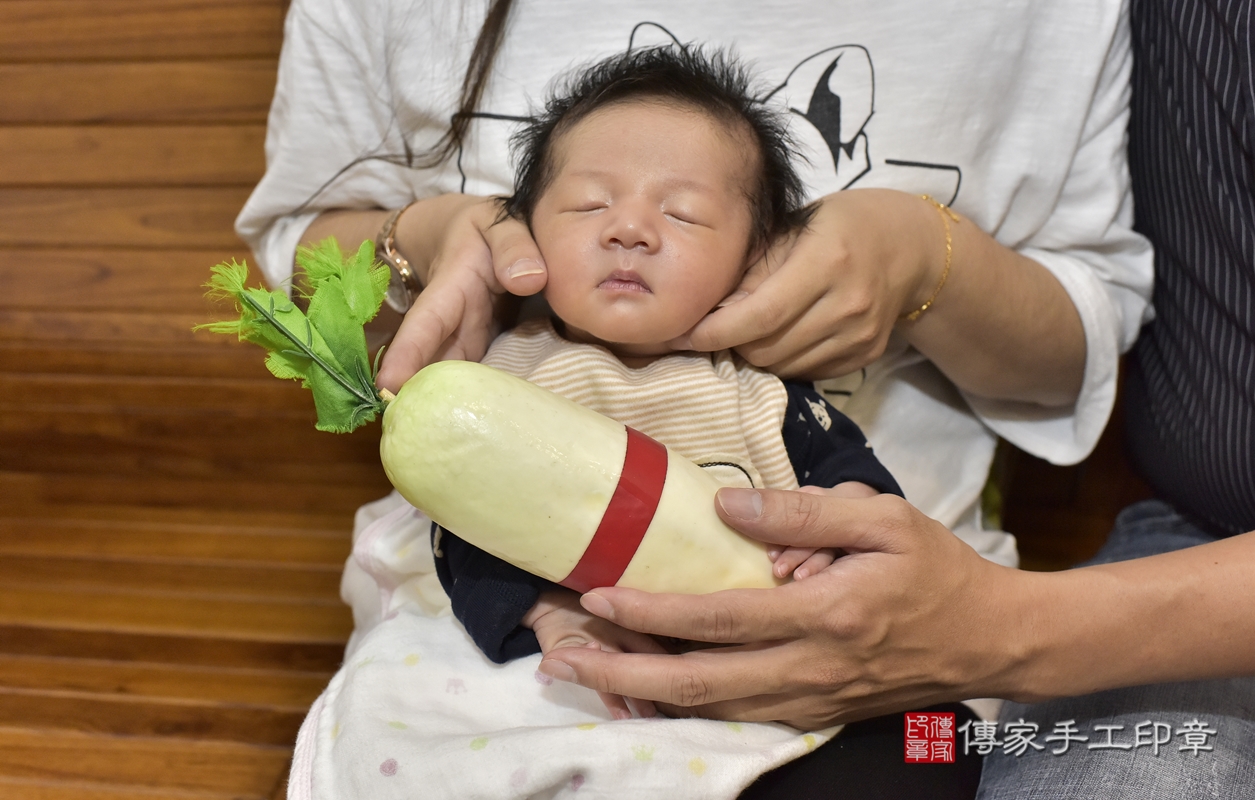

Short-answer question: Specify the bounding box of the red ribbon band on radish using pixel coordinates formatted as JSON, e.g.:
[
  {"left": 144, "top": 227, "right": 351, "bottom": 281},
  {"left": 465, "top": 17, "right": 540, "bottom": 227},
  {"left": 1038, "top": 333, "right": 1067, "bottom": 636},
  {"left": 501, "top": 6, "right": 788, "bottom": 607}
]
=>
[{"left": 559, "top": 426, "right": 668, "bottom": 593}]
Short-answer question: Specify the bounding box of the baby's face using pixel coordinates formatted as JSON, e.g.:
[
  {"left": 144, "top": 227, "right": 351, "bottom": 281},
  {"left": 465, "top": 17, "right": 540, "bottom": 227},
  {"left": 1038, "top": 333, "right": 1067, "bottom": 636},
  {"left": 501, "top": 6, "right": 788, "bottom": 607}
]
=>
[{"left": 531, "top": 100, "right": 756, "bottom": 358}]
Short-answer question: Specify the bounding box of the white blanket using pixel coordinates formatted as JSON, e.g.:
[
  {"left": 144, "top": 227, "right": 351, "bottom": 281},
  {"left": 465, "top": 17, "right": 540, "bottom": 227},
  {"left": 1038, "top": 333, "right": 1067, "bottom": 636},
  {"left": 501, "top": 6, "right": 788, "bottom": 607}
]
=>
[{"left": 288, "top": 492, "right": 838, "bottom": 800}]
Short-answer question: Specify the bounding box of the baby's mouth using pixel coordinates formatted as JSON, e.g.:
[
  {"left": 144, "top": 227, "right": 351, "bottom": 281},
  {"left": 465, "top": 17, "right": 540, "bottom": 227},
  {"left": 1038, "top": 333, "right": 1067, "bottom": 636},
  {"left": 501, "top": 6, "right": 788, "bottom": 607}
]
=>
[{"left": 599, "top": 270, "right": 652, "bottom": 293}]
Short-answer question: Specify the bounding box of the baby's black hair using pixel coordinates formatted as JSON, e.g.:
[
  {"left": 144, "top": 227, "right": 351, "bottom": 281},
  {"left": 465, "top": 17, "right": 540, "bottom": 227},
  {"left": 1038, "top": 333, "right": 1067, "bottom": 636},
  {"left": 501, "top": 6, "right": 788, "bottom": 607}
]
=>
[{"left": 503, "top": 45, "right": 813, "bottom": 255}]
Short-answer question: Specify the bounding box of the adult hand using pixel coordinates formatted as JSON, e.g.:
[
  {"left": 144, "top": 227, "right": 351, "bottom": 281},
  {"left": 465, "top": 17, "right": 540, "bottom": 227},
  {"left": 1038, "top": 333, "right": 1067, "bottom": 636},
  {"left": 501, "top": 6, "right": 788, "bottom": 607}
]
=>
[
  {"left": 537, "top": 486, "right": 1028, "bottom": 730},
  {"left": 672, "top": 189, "right": 941, "bottom": 380},
  {"left": 376, "top": 195, "right": 548, "bottom": 392}
]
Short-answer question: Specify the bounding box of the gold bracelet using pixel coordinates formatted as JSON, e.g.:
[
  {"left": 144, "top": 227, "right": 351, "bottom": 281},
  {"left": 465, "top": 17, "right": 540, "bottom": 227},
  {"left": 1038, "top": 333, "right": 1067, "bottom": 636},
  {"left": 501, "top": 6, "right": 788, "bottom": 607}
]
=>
[
  {"left": 378, "top": 200, "right": 422, "bottom": 313},
  {"left": 901, "top": 195, "right": 960, "bottom": 323}
]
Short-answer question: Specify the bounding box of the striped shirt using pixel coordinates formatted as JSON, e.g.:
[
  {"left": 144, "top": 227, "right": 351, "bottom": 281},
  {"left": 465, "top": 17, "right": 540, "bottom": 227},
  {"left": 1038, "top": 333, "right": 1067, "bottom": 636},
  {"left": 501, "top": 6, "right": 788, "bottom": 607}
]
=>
[
  {"left": 1124, "top": 0, "right": 1255, "bottom": 534},
  {"left": 482, "top": 318, "right": 799, "bottom": 492}
]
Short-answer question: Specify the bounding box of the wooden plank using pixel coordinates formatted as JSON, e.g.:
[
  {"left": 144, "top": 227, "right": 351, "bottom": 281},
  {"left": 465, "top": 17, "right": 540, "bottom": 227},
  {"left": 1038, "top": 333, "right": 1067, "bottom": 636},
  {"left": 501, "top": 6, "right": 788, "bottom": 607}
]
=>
[
  {"left": 0, "top": 555, "right": 341, "bottom": 603},
  {"left": 0, "top": 469, "right": 386, "bottom": 516},
  {"left": 0, "top": 625, "right": 344, "bottom": 673},
  {"left": 0, "top": 126, "right": 266, "bottom": 186},
  {"left": 0, "top": 449, "right": 384, "bottom": 489},
  {"left": 0, "top": 62, "right": 277, "bottom": 124},
  {"left": 0, "top": 727, "right": 288, "bottom": 794},
  {"left": 0, "top": 687, "right": 305, "bottom": 745},
  {"left": 0, "top": 405, "right": 331, "bottom": 444},
  {"left": 0, "top": 188, "right": 252, "bottom": 248},
  {"left": 0, "top": 411, "right": 383, "bottom": 469},
  {"left": 271, "top": 772, "right": 290, "bottom": 800},
  {"left": 0, "top": 0, "right": 284, "bottom": 62},
  {"left": 0, "top": 440, "right": 386, "bottom": 488},
  {"left": 0, "top": 584, "right": 352, "bottom": 642},
  {"left": 0, "top": 341, "right": 266, "bottom": 380},
  {"left": 0, "top": 775, "right": 253, "bottom": 800},
  {"left": 0, "top": 373, "right": 314, "bottom": 415},
  {"left": 0, "top": 410, "right": 386, "bottom": 487},
  {"left": 0, "top": 310, "right": 244, "bottom": 346},
  {"left": 0, "top": 501, "right": 353, "bottom": 533},
  {"left": 0, "top": 654, "right": 326, "bottom": 708},
  {"left": 0, "top": 518, "right": 351, "bottom": 567},
  {"left": 0, "top": 249, "right": 262, "bottom": 313}
]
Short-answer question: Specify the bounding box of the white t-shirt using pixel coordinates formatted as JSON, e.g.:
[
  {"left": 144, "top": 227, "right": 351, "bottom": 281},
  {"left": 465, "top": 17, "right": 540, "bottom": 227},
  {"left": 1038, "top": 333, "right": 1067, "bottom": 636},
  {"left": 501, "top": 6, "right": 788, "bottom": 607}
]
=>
[{"left": 236, "top": 0, "right": 1153, "bottom": 566}]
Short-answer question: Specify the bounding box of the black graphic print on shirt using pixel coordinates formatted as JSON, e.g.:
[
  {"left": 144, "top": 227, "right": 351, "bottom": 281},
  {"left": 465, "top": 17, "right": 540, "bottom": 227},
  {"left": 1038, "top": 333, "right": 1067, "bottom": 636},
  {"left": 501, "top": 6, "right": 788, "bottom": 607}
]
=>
[{"left": 457, "top": 21, "right": 962, "bottom": 204}]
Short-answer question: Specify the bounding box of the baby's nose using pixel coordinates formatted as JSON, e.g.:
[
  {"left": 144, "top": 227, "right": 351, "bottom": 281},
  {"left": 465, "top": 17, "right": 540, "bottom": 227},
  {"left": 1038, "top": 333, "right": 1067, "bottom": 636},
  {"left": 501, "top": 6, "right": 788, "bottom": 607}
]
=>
[{"left": 602, "top": 203, "right": 660, "bottom": 252}]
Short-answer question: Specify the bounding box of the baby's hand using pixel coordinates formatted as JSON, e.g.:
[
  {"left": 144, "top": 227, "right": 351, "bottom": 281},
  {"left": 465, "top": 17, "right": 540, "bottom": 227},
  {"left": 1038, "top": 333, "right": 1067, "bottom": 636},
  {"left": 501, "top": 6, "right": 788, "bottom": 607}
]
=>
[
  {"left": 524, "top": 589, "right": 667, "bottom": 720},
  {"left": 769, "top": 543, "right": 836, "bottom": 580},
  {"left": 768, "top": 481, "right": 880, "bottom": 580}
]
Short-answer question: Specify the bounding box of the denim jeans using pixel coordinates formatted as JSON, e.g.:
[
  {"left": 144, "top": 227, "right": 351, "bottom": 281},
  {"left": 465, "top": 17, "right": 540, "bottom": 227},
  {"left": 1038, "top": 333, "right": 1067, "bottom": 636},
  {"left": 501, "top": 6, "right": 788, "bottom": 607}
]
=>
[{"left": 978, "top": 500, "right": 1255, "bottom": 800}]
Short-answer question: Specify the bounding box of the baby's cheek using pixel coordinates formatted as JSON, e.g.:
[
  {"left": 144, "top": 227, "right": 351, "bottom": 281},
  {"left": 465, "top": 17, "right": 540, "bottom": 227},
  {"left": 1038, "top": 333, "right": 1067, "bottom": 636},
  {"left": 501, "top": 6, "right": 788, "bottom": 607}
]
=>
[
  {"left": 541, "top": 276, "right": 584, "bottom": 324},
  {"left": 663, "top": 285, "right": 728, "bottom": 332}
]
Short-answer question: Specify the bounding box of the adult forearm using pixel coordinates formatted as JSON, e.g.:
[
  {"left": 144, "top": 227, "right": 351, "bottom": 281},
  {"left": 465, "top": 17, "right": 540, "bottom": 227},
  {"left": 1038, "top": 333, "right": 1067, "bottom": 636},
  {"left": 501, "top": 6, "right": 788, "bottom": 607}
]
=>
[
  {"left": 901, "top": 203, "right": 1086, "bottom": 407},
  {"left": 299, "top": 195, "right": 483, "bottom": 285},
  {"left": 994, "top": 530, "right": 1255, "bottom": 702},
  {"left": 300, "top": 208, "right": 390, "bottom": 261}
]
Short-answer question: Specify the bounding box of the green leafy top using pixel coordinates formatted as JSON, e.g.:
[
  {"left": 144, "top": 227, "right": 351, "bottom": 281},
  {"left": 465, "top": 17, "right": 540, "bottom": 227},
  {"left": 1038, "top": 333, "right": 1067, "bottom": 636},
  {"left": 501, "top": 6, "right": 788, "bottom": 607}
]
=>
[{"left": 199, "top": 239, "right": 390, "bottom": 433}]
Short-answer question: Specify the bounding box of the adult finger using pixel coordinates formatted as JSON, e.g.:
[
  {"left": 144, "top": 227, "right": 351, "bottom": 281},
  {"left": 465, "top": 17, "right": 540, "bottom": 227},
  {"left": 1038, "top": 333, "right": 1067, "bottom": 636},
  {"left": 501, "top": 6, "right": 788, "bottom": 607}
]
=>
[
  {"left": 589, "top": 652, "right": 661, "bottom": 721},
  {"left": 655, "top": 693, "right": 831, "bottom": 729},
  {"left": 579, "top": 585, "right": 813, "bottom": 643},
  {"left": 539, "top": 642, "right": 797, "bottom": 709},
  {"left": 673, "top": 258, "right": 822, "bottom": 353},
  {"left": 483, "top": 214, "right": 548, "bottom": 297},
  {"left": 376, "top": 277, "right": 468, "bottom": 392},
  {"left": 735, "top": 322, "right": 887, "bottom": 379},
  {"left": 679, "top": 678, "right": 953, "bottom": 730},
  {"left": 729, "top": 290, "right": 888, "bottom": 374},
  {"left": 713, "top": 488, "right": 917, "bottom": 555}
]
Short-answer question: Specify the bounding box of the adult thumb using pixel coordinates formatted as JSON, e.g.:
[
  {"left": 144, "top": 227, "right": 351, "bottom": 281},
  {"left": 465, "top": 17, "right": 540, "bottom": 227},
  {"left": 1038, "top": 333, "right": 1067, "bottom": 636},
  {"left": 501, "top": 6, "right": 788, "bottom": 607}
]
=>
[
  {"left": 714, "top": 487, "right": 915, "bottom": 555},
  {"left": 486, "top": 216, "right": 548, "bottom": 296}
]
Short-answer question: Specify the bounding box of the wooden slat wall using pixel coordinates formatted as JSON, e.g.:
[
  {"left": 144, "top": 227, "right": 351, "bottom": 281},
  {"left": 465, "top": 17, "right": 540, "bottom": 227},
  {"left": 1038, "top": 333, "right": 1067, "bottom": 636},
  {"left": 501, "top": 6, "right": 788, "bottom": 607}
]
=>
[{"left": 0, "top": 2, "right": 392, "bottom": 798}]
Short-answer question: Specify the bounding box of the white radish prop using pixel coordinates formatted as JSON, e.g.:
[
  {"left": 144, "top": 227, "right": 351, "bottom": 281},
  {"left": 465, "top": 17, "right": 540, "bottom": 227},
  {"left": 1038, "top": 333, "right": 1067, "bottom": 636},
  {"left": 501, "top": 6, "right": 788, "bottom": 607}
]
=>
[
  {"left": 382, "top": 360, "right": 781, "bottom": 593},
  {"left": 202, "top": 241, "right": 781, "bottom": 594}
]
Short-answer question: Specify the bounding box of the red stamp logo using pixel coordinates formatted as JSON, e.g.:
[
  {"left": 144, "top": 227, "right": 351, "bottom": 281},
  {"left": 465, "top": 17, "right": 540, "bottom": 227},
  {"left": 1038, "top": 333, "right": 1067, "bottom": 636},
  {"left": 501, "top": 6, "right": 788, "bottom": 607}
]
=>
[{"left": 904, "top": 712, "right": 956, "bottom": 763}]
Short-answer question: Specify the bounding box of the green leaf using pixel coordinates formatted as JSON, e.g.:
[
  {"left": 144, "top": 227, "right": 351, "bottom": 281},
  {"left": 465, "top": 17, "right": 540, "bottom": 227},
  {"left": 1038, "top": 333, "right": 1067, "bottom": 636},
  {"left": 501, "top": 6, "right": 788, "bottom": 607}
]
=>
[
  {"left": 308, "top": 369, "right": 378, "bottom": 433},
  {"left": 337, "top": 239, "right": 390, "bottom": 326},
  {"left": 264, "top": 350, "right": 307, "bottom": 382},
  {"left": 197, "top": 252, "right": 386, "bottom": 434},
  {"left": 306, "top": 277, "right": 371, "bottom": 398},
  {"left": 296, "top": 238, "right": 389, "bottom": 325},
  {"left": 298, "top": 237, "right": 390, "bottom": 400}
]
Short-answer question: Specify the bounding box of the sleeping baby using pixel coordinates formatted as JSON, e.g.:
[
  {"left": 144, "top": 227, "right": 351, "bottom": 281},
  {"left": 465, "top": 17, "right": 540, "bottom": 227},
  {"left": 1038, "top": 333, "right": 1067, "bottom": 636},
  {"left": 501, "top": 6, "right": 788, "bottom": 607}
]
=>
[{"left": 431, "top": 44, "right": 902, "bottom": 719}]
